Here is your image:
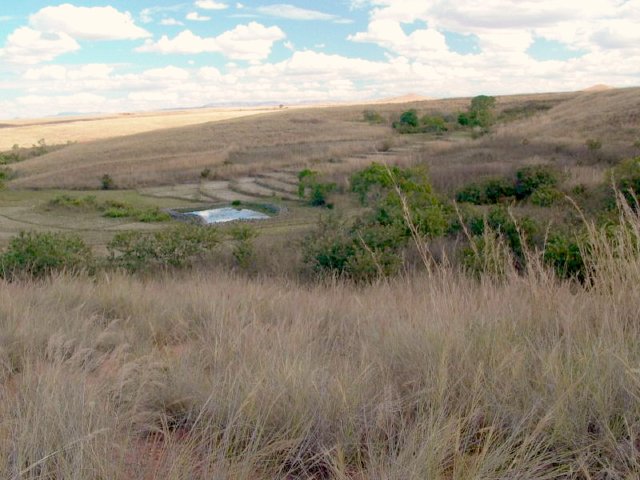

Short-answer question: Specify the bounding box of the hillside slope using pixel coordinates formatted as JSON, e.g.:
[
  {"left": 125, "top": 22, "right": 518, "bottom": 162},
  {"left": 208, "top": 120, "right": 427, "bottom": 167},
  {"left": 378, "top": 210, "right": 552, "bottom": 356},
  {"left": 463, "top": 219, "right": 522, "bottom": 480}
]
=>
[{"left": 10, "top": 88, "right": 640, "bottom": 190}]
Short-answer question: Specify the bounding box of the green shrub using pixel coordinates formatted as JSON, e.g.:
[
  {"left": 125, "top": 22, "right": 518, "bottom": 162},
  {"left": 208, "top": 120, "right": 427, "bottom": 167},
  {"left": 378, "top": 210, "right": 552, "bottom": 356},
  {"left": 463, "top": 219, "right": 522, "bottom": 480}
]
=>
[
  {"left": 530, "top": 186, "right": 563, "bottom": 207},
  {"left": 483, "top": 178, "right": 516, "bottom": 203},
  {"left": 309, "top": 182, "right": 336, "bottom": 207},
  {"left": 230, "top": 225, "right": 258, "bottom": 269},
  {"left": 0, "top": 231, "right": 93, "bottom": 279},
  {"left": 458, "top": 95, "right": 496, "bottom": 130},
  {"left": 393, "top": 110, "right": 422, "bottom": 133},
  {"left": 612, "top": 157, "right": 640, "bottom": 206},
  {"left": 107, "top": 224, "right": 220, "bottom": 271},
  {"left": 306, "top": 164, "right": 448, "bottom": 281},
  {"left": 32, "top": 138, "right": 48, "bottom": 156},
  {"left": 48, "top": 194, "right": 99, "bottom": 210},
  {"left": 515, "top": 165, "right": 559, "bottom": 199},
  {"left": 543, "top": 233, "right": 586, "bottom": 280},
  {"left": 420, "top": 115, "right": 448, "bottom": 133},
  {"left": 49, "top": 195, "right": 169, "bottom": 222},
  {"left": 231, "top": 200, "right": 242, "bottom": 207},
  {"left": 200, "top": 168, "right": 211, "bottom": 179},
  {"left": 302, "top": 214, "right": 404, "bottom": 282},
  {"left": 466, "top": 206, "right": 538, "bottom": 267},
  {"left": 297, "top": 169, "right": 336, "bottom": 207},
  {"left": 0, "top": 151, "right": 21, "bottom": 165},
  {"left": 455, "top": 178, "right": 515, "bottom": 205},
  {"left": 102, "top": 200, "right": 136, "bottom": 218},
  {"left": 350, "top": 163, "right": 427, "bottom": 205},
  {"left": 456, "top": 183, "right": 483, "bottom": 204},
  {"left": 134, "top": 207, "right": 171, "bottom": 223},
  {"left": 100, "top": 174, "right": 115, "bottom": 190},
  {"left": 362, "top": 110, "right": 384, "bottom": 124},
  {"left": 399, "top": 109, "right": 419, "bottom": 128},
  {"left": 0, "top": 167, "right": 15, "bottom": 183}
]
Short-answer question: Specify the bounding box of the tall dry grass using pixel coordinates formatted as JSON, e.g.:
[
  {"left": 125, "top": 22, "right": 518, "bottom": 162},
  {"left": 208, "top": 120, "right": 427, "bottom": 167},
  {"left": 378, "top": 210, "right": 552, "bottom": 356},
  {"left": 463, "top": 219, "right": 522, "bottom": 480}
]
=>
[{"left": 2, "top": 199, "right": 640, "bottom": 478}]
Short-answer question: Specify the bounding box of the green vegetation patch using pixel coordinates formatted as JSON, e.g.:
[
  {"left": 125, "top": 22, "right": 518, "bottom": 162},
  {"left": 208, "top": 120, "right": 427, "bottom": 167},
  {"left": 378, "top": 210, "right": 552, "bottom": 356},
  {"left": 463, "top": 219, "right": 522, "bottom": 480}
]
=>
[
  {"left": 0, "top": 231, "right": 94, "bottom": 280},
  {"left": 108, "top": 223, "right": 221, "bottom": 271},
  {"left": 456, "top": 165, "right": 561, "bottom": 206},
  {"left": 47, "top": 194, "right": 171, "bottom": 223},
  {"left": 393, "top": 109, "right": 450, "bottom": 134}
]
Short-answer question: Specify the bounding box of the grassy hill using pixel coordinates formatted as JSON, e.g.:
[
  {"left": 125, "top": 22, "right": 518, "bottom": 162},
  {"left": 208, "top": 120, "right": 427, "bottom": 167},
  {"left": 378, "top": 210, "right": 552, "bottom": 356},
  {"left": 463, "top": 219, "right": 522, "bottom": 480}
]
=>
[{"left": 2, "top": 86, "right": 640, "bottom": 478}]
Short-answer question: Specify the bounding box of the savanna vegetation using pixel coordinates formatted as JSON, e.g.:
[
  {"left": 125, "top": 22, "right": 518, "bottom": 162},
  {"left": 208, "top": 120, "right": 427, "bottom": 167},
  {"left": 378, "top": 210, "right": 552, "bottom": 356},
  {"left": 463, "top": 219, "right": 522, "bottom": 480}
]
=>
[{"left": 1, "top": 87, "right": 640, "bottom": 479}]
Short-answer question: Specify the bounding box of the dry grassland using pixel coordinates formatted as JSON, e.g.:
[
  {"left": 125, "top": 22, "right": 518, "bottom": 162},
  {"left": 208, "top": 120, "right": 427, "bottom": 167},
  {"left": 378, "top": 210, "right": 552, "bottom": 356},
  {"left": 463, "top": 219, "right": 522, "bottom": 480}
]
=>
[
  {"left": 2, "top": 207, "right": 640, "bottom": 478},
  {"left": 7, "top": 90, "right": 592, "bottom": 190},
  {"left": 2, "top": 88, "right": 640, "bottom": 478},
  {"left": 0, "top": 107, "right": 281, "bottom": 152}
]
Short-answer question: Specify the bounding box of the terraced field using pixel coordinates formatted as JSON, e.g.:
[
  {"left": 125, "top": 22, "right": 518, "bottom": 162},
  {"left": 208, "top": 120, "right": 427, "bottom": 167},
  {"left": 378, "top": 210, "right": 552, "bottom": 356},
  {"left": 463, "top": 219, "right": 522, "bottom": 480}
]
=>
[{"left": 0, "top": 138, "right": 434, "bottom": 247}]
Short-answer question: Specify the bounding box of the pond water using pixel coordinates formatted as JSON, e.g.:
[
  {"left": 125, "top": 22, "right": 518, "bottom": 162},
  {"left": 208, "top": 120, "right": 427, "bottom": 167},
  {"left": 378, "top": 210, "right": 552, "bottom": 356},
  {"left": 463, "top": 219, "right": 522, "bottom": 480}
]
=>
[{"left": 188, "top": 207, "right": 270, "bottom": 224}]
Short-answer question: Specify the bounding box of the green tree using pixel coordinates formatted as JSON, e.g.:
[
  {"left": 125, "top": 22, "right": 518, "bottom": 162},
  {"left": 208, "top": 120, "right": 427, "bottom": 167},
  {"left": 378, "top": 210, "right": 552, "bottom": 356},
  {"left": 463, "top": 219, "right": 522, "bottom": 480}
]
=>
[
  {"left": 399, "top": 109, "right": 419, "bottom": 128},
  {"left": 458, "top": 95, "right": 496, "bottom": 130}
]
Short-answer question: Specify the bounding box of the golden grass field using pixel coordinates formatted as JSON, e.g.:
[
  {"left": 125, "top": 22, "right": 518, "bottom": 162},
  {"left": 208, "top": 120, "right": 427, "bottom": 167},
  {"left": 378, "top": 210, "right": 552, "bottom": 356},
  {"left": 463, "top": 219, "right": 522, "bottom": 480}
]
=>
[
  {"left": 2, "top": 208, "right": 640, "bottom": 478},
  {"left": 0, "top": 106, "right": 282, "bottom": 152},
  {"left": 1, "top": 87, "right": 640, "bottom": 478}
]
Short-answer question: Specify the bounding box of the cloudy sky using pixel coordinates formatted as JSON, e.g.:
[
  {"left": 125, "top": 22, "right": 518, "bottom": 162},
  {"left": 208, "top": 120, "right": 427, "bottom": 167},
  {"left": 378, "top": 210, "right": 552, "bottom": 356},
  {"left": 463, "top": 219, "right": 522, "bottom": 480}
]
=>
[{"left": 0, "top": 1, "right": 639, "bottom": 118}]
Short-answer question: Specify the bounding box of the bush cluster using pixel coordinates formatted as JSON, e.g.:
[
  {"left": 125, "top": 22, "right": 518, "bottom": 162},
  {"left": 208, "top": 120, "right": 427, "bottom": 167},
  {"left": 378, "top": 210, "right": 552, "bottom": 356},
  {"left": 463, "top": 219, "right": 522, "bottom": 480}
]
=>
[
  {"left": 0, "top": 222, "right": 244, "bottom": 278},
  {"left": 0, "top": 231, "right": 93, "bottom": 280},
  {"left": 612, "top": 157, "right": 640, "bottom": 206},
  {"left": 48, "top": 194, "right": 171, "bottom": 223},
  {"left": 456, "top": 165, "right": 561, "bottom": 206},
  {"left": 107, "top": 224, "right": 221, "bottom": 271},
  {"left": 304, "top": 164, "right": 449, "bottom": 281},
  {"left": 297, "top": 169, "right": 336, "bottom": 207},
  {"left": 362, "top": 110, "right": 385, "bottom": 124},
  {"left": 458, "top": 95, "right": 496, "bottom": 131},
  {"left": 393, "top": 109, "right": 449, "bottom": 134}
]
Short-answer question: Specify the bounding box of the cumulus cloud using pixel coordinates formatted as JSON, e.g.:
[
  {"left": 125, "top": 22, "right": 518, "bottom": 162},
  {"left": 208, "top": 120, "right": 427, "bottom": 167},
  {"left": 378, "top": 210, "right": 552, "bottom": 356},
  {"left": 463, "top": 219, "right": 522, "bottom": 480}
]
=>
[
  {"left": 29, "top": 4, "right": 150, "bottom": 40},
  {"left": 195, "top": 0, "right": 229, "bottom": 10},
  {"left": 186, "top": 12, "right": 211, "bottom": 22},
  {"left": 0, "top": 27, "right": 79, "bottom": 65},
  {"left": 256, "top": 4, "right": 347, "bottom": 22},
  {"left": 0, "top": 4, "right": 149, "bottom": 64},
  {"left": 24, "top": 64, "right": 114, "bottom": 81},
  {"left": 159, "top": 18, "right": 184, "bottom": 26},
  {"left": 2, "top": 0, "right": 640, "bottom": 119},
  {"left": 137, "top": 22, "right": 285, "bottom": 62}
]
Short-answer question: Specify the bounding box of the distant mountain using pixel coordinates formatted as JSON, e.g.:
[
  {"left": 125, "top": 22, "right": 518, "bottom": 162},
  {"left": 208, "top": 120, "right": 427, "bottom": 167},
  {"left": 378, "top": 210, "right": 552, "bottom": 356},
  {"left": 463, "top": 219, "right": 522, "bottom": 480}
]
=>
[
  {"left": 583, "top": 84, "right": 614, "bottom": 92},
  {"left": 372, "top": 93, "right": 432, "bottom": 104}
]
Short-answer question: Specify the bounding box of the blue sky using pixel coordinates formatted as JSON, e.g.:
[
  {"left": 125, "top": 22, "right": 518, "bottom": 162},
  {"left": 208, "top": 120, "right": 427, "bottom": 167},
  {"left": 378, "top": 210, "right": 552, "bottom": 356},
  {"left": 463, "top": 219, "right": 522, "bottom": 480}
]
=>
[{"left": 1, "top": 1, "right": 639, "bottom": 118}]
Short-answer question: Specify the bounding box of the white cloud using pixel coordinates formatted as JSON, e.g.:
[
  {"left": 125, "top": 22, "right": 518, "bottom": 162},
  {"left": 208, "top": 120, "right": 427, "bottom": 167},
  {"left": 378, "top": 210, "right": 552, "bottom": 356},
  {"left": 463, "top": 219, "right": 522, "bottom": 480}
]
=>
[
  {"left": 24, "top": 64, "right": 114, "bottom": 81},
  {"left": 30, "top": 4, "right": 150, "bottom": 40},
  {"left": 143, "top": 65, "right": 191, "bottom": 81},
  {"left": 0, "top": 27, "right": 79, "bottom": 65},
  {"left": 160, "top": 18, "right": 184, "bottom": 26},
  {"left": 186, "top": 12, "right": 211, "bottom": 22},
  {"left": 2, "top": 0, "right": 640, "bottom": 119},
  {"left": 140, "top": 5, "right": 185, "bottom": 24},
  {"left": 195, "top": 0, "right": 229, "bottom": 10},
  {"left": 256, "top": 4, "right": 346, "bottom": 22},
  {"left": 214, "top": 22, "right": 285, "bottom": 61},
  {"left": 137, "top": 22, "right": 285, "bottom": 62},
  {"left": 15, "top": 92, "right": 111, "bottom": 115}
]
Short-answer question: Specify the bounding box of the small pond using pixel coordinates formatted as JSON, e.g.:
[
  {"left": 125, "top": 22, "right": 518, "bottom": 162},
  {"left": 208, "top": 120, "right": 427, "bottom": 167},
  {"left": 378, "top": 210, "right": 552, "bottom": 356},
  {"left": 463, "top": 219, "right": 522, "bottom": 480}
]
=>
[{"left": 187, "top": 207, "right": 270, "bottom": 224}]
